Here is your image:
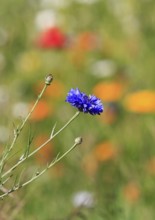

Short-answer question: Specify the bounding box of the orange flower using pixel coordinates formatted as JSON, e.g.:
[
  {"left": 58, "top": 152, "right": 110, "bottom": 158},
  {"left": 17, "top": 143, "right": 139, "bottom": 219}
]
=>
[
  {"left": 36, "top": 80, "right": 65, "bottom": 99},
  {"left": 124, "top": 90, "right": 155, "bottom": 113},
  {"left": 75, "top": 32, "right": 98, "bottom": 51},
  {"left": 146, "top": 157, "right": 155, "bottom": 175},
  {"left": 93, "top": 81, "right": 124, "bottom": 102},
  {"left": 82, "top": 154, "right": 98, "bottom": 177},
  {"left": 123, "top": 182, "right": 140, "bottom": 203},
  {"left": 94, "top": 141, "right": 117, "bottom": 162},
  {"left": 34, "top": 134, "right": 53, "bottom": 164},
  {"left": 68, "top": 32, "right": 98, "bottom": 67},
  {"left": 68, "top": 49, "right": 86, "bottom": 67},
  {"left": 30, "top": 100, "right": 52, "bottom": 121},
  {"left": 51, "top": 163, "right": 65, "bottom": 178},
  {"left": 45, "top": 80, "right": 65, "bottom": 98}
]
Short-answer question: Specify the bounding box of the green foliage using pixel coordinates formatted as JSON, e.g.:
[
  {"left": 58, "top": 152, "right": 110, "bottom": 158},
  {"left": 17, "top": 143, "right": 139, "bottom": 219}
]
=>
[{"left": 0, "top": 0, "right": 155, "bottom": 219}]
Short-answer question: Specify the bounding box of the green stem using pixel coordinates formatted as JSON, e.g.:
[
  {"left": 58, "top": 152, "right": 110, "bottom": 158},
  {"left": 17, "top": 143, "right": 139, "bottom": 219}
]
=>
[
  {"left": 1, "top": 111, "right": 80, "bottom": 179},
  {"left": 0, "top": 84, "right": 48, "bottom": 179},
  {"left": 3, "top": 84, "right": 47, "bottom": 159},
  {"left": 29, "top": 111, "right": 80, "bottom": 157},
  {"left": 0, "top": 141, "right": 78, "bottom": 199},
  {"left": 17, "top": 84, "right": 48, "bottom": 134},
  {"left": 11, "top": 84, "right": 48, "bottom": 150}
]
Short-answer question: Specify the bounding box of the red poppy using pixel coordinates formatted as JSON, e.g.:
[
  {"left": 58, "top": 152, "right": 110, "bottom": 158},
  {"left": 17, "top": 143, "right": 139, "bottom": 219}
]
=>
[{"left": 36, "top": 27, "right": 66, "bottom": 49}]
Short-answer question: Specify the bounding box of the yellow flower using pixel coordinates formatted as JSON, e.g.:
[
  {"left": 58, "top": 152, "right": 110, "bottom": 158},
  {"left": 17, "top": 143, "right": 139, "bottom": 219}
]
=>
[
  {"left": 124, "top": 90, "right": 155, "bottom": 113},
  {"left": 18, "top": 51, "right": 41, "bottom": 73}
]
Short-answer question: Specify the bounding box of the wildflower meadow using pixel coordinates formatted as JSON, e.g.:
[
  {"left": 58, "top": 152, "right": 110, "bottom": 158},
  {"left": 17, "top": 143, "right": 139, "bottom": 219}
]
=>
[{"left": 0, "top": 0, "right": 155, "bottom": 219}]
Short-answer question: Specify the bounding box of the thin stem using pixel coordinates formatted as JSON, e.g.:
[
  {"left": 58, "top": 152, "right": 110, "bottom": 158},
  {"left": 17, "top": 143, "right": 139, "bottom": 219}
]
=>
[
  {"left": 1, "top": 84, "right": 48, "bottom": 162},
  {"left": 19, "top": 84, "right": 47, "bottom": 130},
  {"left": 1, "top": 111, "right": 80, "bottom": 179},
  {"left": 29, "top": 111, "right": 80, "bottom": 157},
  {"left": 0, "top": 141, "right": 78, "bottom": 199},
  {"left": 1, "top": 174, "right": 13, "bottom": 186},
  {"left": 23, "top": 141, "right": 78, "bottom": 187}
]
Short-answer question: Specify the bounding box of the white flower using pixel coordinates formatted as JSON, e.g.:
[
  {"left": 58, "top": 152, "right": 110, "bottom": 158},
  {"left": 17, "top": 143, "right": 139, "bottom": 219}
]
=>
[
  {"left": 0, "top": 86, "right": 9, "bottom": 106},
  {"left": 74, "top": 0, "right": 98, "bottom": 4},
  {"left": 0, "top": 126, "right": 9, "bottom": 143},
  {"left": 72, "top": 191, "right": 94, "bottom": 208},
  {"left": 91, "top": 59, "right": 116, "bottom": 78},
  {"left": 40, "top": 0, "right": 69, "bottom": 8},
  {"left": 107, "top": 0, "right": 139, "bottom": 35},
  {"left": 12, "top": 102, "right": 29, "bottom": 119},
  {"left": 35, "top": 9, "right": 57, "bottom": 31}
]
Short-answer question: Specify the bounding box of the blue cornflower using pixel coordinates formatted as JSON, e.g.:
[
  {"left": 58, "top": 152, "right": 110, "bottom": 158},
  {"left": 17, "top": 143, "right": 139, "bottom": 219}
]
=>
[{"left": 65, "top": 88, "right": 104, "bottom": 115}]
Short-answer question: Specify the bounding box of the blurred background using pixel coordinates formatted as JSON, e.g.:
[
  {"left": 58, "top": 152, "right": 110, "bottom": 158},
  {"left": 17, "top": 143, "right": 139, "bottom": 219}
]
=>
[{"left": 0, "top": 0, "right": 155, "bottom": 219}]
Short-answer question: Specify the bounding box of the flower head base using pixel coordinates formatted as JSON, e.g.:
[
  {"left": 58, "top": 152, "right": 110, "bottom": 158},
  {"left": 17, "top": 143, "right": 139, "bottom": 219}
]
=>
[
  {"left": 66, "top": 88, "right": 103, "bottom": 115},
  {"left": 45, "top": 73, "right": 53, "bottom": 85}
]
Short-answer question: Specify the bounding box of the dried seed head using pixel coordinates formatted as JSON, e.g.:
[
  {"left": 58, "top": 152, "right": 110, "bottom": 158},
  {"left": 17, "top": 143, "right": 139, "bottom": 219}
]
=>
[
  {"left": 74, "top": 137, "right": 83, "bottom": 145},
  {"left": 45, "top": 74, "right": 53, "bottom": 85}
]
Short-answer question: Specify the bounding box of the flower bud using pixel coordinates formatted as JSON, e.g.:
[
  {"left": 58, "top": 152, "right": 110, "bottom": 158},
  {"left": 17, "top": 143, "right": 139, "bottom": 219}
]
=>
[
  {"left": 74, "top": 137, "right": 83, "bottom": 145},
  {"left": 45, "top": 74, "right": 53, "bottom": 85}
]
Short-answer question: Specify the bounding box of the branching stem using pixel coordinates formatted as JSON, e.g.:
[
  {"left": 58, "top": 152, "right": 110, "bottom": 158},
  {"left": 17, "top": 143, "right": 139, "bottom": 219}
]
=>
[
  {"left": 1, "top": 111, "right": 80, "bottom": 179},
  {"left": 0, "top": 84, "right": 48, "bottom": 163},
  {"left": 0, "top": 141, "right": 78, "bottom": 199}
]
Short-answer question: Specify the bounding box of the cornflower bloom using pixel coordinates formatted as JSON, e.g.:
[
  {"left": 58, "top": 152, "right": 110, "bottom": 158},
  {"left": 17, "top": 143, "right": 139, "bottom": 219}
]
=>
[{"left": 66, "top": 88, "right": 103, "bottom": 115}]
